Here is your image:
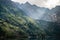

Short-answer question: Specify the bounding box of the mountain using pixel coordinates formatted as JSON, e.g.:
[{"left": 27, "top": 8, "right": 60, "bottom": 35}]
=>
[
  {"left": 17, "top": 2, "right": 49, "bottom": 19},
  {"left": 13, "top": 1, "right": 60, "bottom": 40},
  {"left": 0, "top": 0, "right": 60, "bottom": 40},
  {"left": 0, "top": 0, "right": 45, "bottom": 39},
  {"left": 37, "top": 20, "right": 60, "bottom": 40},
  {"left": 51, "top": 6, "right": 60, "bottom": 23},
  {"left": 16, "top": 2, "right": 58, "bottom": 22},
  {"left": 41, "top": 6, "right": 60, "bottom": 22}
]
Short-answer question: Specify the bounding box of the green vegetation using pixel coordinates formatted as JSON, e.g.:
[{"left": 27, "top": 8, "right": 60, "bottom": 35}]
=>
[{"left": 0, "top": 0, "right": 45, "bottom": 39}]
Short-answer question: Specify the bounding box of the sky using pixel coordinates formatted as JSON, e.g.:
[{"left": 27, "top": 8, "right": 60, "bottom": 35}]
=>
[{"left": 11, "top": 0, "right": 60, "bottom": 9}]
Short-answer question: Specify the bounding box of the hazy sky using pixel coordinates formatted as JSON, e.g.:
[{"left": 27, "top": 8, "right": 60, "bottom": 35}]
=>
[{"left": 11, "top": 0, "right": 60, "bottom": 9}]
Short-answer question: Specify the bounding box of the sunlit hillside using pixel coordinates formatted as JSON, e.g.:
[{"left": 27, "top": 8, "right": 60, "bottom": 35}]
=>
[{"left": 0, "top": 0, "right": 45, "bottom": 39}]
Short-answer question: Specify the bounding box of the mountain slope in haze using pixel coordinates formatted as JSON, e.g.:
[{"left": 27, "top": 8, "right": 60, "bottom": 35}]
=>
[
  {"left": 51, "top": 6, "right": 60, "bottom": 23},
  {"left": 0, "top": 0, "right": 45, "bottom": 39},
  {"left": 17, "top": 2, "right": 49, "bottom": 19},
  {"left": 17, "top": 2, "right": 60, "bottom": 22},
  {"left": 41, "top": 6, "right": 60, "bottom": 22},
  {"left": 11, "top": 1, "right": 60, "bottom": 40}
]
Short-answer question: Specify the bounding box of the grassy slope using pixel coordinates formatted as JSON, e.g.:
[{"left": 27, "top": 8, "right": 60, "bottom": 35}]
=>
[{"left": 0, "top": 0, "right": 45, "bottom": 38}]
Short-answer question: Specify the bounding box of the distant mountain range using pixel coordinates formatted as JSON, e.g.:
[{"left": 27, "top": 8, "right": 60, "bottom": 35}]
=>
[
  {"left": 16, "top": 2, "right": 60, "bottom": 22},
  {"left": 17, "top": 2, "right": 49, "bottom": 19}
]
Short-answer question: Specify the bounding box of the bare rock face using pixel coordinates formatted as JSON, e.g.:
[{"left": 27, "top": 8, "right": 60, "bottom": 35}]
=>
[
  {"left": 41, "top": 6, "right": 60, "bottom": 22},
  {"left": 56, "top": 13, "right": 60, "bottom": 23},
  {"left": 52, "top": 6, "right": 60, "bottom": 23}
]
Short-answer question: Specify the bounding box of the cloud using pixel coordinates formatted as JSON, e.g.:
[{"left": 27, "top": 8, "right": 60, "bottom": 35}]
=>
[{"left": 11, "top": 0, "right": 60, "bottom": 9}]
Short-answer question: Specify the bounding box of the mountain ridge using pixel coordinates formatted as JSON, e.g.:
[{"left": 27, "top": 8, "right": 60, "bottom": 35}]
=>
[{"left": 15, "top": 2, "right": 60, "bottom": 22}]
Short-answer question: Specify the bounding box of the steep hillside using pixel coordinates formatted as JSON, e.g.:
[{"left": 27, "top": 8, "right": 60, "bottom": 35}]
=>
[
  {"left": 0, "top": 0, "right": 45, "bottom": 39},
  {"left": 37, "top": 20, "right": 60, "bottom": 38}
]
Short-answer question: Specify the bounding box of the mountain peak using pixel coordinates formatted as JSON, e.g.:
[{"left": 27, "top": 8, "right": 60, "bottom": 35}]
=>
[
  {"left": 25, "top": 2, "right": 30, "bottom": 4},
  {"left": 24, "top": 2, "right": 32, "bottom": 6}
]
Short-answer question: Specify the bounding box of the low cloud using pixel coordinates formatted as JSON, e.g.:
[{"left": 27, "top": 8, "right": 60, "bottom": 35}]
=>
[{"left": 11, "top": 0, "right": 60, "bottom": 9}]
